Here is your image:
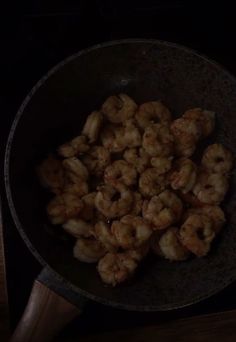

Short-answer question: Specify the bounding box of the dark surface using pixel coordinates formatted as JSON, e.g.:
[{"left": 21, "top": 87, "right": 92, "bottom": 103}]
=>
[
  {"left": 58, "top": 310, "right": 236, "bottom": 342},
  {"left": 2, "top": 0, "right": 236, "bottom": 336}
]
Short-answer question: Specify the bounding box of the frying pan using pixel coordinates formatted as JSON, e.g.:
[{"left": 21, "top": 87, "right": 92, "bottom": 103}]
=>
[{"left": 4, "top": 39, "right": 236, "bottom": 341}]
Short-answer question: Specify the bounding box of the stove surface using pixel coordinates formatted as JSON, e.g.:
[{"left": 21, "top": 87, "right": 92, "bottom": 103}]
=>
[{"left": 2, "top": 0, "right": 236, "bottom": 337}]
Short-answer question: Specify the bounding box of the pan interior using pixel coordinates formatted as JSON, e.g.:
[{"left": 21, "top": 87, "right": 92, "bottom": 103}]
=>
[{"left": 6, "top": 40, "right": 236, "bottom": 310}]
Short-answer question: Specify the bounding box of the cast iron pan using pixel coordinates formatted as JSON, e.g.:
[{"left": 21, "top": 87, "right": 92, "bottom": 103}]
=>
[{"left": 4, "top": 39, "right": 236, "bottom": 341}]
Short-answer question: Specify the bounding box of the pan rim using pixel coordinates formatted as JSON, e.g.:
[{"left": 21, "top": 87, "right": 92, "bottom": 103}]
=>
[{"left": 4, "top": 38, "right": 236, "bottom": 311}]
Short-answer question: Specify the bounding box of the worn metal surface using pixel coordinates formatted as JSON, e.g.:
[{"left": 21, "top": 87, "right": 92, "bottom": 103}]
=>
[{"left": 4, "top": 39, "right": 236, "bottom": 310}]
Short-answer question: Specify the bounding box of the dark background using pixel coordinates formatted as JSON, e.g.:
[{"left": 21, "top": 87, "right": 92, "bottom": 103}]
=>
[
  {"left": 1, "top": 0, "right": 236, "bottom": 337},
  {"left": 1, "top": 0, "right": 236, "bottom": 152}
]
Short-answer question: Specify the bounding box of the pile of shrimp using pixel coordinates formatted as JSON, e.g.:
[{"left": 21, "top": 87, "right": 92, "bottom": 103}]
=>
[{"left": 38, "top": 94, "right": 233, "bottom": 286}]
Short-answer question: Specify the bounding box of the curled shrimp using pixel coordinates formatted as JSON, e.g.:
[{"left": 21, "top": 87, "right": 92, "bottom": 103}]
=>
[
  {"left": 79, "top": 192, "right": 96, "bottom": 221},
  {"left": 82, "top": 111, "right": 103, "bottom": 143},
  {"left": 101, "top": 94, "right": 137, "bottom": 124},
  {"left": 63, "top": 173, "right": 89, "bottom": 197},
  {"left": 179, "top": 214, "right": 215, "bottom": 257},
  {"left": 193, "top": 171, "right": 228, "bottom": 204},
  {"left": 184, "top": 205, "right": 225, "bottom": 234},
  {"left": 139, "top": 168, "right": 167, "bottom": 197},
  {"left": 97, "top": 251, "right": 138, "bottom": 286},
  {"left": 150, "top": 156, "right": 173, "bottom": 175},
  {"left": 101, "top": 124, "right": 127, "bottom": 153},
  {"left": 101, "top": 121, "right": 141, "bottom": 153},
  {"left": 183, "top": 108, "right": 215, "bottom": 137},
  {"left": 142, "top": 123, "right": 174, "bottom": 157},
  {"left": 135, "top": 101, "right": 172, "bottom": 129},
  {"left": 143, "top": 190, "right": 183, "bottom": 230},
  {"left": 58, "top": 135, "right": 89, "bottom": 158},
  {"left": 63, "top": 157, "right": 89, "bottom": 181},
  {"left": 201, "top": 143, "right": 233, "bottom": 174},
  {"left": 127, "top": 244, "right": 150, "bottom": 262},
  {"left": 104, "top": 160, "right": 137, "bottom": 187},
  {"left": 158, "top": 227, "right": 189, "bottom": 261},
  {"left": 94, "top": 221, "right": 118, "bottom": 252},
  {"left": 73, "top": 238, "right": 106, "bottom": 263},
  {"left": 170, "top": 117, "right": 201, "bottom": 157},
  {"left": 82, "top": 146, "right": 110, "bottom": 177},
  {"left": 62, "top": 157, "right": 89, "bottom": 196},
  {"left": 124, "top": 147, "right": 150, "bottom": 174},
  {"left": 47, "top": 193, "right": 83, "bottom": 225},
  {"left": 63, "top": 218, "right": 93, "bottom": 238},
  {"left": 128, "top": 192, "right": 143, "bottom": 215},
  {"left": 111, "top": 215, "right": 152, "bottom": 249},
  {"left": 169, "top": 158, "right": 197, "bottom": 193},
  {"left": 123, "top": 119, "right": 142, "bottom": 148},
  {"left": 95, "top": 184, "right": 133, "bottom": 218},
  {"left": 200, "top": 205, "right": 225, "bottom": 234},
  {"left": 37, "top": 156, "right": 65, "bottom": 194},
  {"left": 79, "top": 193, "right": 107, "bottom": 223}
]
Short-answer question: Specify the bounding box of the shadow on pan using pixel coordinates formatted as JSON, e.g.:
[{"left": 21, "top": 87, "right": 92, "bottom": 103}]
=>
[{"left": 4, "top": 39, "right": 236, "bottom": 312}]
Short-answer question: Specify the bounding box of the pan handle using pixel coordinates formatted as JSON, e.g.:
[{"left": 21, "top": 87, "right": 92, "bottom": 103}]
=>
[{"left": 10, "top": 267, "right": 87, "bottom": 342}]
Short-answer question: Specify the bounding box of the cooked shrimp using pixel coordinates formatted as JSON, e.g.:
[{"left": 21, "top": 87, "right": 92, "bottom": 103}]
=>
[
  {"left": 47, "top": 193, "right": 83, "bottom": 225},
  {"left": 193, "top": 172, "right": 228, "bottom": 204},
  {"left": 95, "top": 184, "right": 133, "bottom": 218},
  {"left": 79, "top": 192, "right": 96, "bottom": 221},
  {"left": 124, "top": 147, "right": 150, "bottom": 174},
  {"left": 79, "top": 204, "right": 107, "bottom": 224},
  {"left": 184, "top": 205, "right": 225, "bottom": 234},
  {"left": 169, "top": 158, "right": 197, "bottom": 193},
  {"left": 94, "top": 221, "right": 118, "bottom": 252},
  {"left": 142, "top": 190, "right": 183, "bottom": 230},
  {"left": 135, "top": 101, "right": 172, "bottom": 129},
  {"left": 101, "top": 94, "right": 137, "bottom": 124},
  {"left": 127, "top": 244, "right": 150, "bottom": 261},
  {"left": 151, "top": 156, "right": 173, "bottom": 175},
  {"left": 63, "top": 218, "right": 93, "bottom": 238},
  {"left": 101, "top": 124, "right": 127, "bottom": 153},
  {"left": 101, "top": 121, "right": 141, "bottom": 153},
  {"left": 63, "top": 177, "right": 89, "bottom": 197},
  {"left": 97, "top": 251, "right": 138, "bottom": 286},
  {"left": 62, "top": 158, "right": 89, "bottom": 196},
  {"left": 123, "top": 119, "right": 142, "bottom": 148},
  {"left": 37, "top": 156, "right": 65, "bottom": 194},
  {"left": 183, "top": 108, "right": 215, "bottom": 137},
  {"left": 82, "top": 146, "right": 110, "bottom": 177},
  {"left": 159, "top": 227, "right": 189, "bottom": 261},
  {"left": 111, "top": 215, "right": 152, "bottom": 249},
  {"left": 128, "top": 192, "right": 143, "bottom": 215},
  {"left": 170, "top": 117, "right": 201, "bottom": 157},
  {"left": 104, "top": 160, "right": 137, "bottom": 186},
  {"left": 82, "top": 111, "right": 103, "bottom": 143},
  {"left": 179, "top": 214, "right": 215, "bottom": 257},
  {"left": 63, "top": 157, "right": 89, "bottom": 181},
  {"left": 201, "top": 144, "right": 233, "bottom": 174},
  {"left": 143, "top": 123, "right": 174, "bottom": 157},
  {"left": 58, "top": 135, "right": 89, "bottom": 158},
  {"left": 39, "top": 93, "right": 234, "bottom": 286},
  {"left": 201, "top": 205, "right": 225, "bottom": 233},
  {"left": 139, "top": 168, "right": 167, "bottom": 197},
  {"left": 73, "top": 238, "right": 106, "bottom": 263}
]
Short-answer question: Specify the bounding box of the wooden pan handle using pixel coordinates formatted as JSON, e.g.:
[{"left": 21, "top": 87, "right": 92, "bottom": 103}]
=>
[{"left": 10, "top": 280, "right": 81, "bottom": 342}]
